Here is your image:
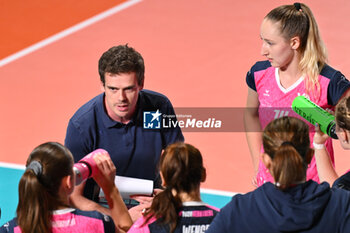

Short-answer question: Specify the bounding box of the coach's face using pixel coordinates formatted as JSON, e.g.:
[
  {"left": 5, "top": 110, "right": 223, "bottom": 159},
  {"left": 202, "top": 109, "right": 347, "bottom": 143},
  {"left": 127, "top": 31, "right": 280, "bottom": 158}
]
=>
[{"left": 102, "top": 72, "right": 143, "bottom": 124}]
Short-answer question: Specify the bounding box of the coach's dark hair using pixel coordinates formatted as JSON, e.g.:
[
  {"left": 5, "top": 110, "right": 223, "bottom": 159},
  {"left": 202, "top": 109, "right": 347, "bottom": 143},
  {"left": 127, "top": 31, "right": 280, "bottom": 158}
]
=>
[
  {"left": 16, "top": 142, "right": 74, "bottom": 233},
  {"left": 263, "top": 117, "right": 313, "bottom": 190},
  {"left": 143, "top": 142, "right": 206, "bottom": 233},
  {"left": 98, "top": 44, "right": 145, "bottom": 86}
]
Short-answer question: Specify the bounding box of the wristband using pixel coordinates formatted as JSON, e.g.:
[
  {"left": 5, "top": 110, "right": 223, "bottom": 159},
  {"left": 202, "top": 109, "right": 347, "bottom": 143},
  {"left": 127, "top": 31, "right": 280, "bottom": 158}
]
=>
[{"left": 313, "top": 142, "right": 325, "bottom": 149}]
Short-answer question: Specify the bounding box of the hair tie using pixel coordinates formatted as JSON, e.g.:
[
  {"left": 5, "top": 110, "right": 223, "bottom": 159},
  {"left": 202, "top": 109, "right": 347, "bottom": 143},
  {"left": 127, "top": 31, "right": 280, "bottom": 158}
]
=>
[
  {"left": 26, "top": 161, "right": 43, "bottom": 176},
  {"left": 281, "top": 141, "right": 308, "bottom": 160},
  {"left": 294, "top": 2, "right": 302, "bottom": 12},
  {"left": 281, "top": 141, "right": 294, "bottom": 147}
]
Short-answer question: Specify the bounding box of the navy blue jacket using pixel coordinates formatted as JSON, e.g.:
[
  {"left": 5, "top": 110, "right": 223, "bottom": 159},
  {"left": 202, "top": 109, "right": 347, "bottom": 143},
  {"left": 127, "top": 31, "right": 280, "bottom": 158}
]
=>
[
  {"left": 334, "top": 171, "right": 350, "bottom": 190},
  {"left": 207, "top": 181, "right": 350, "bottom": 233}
]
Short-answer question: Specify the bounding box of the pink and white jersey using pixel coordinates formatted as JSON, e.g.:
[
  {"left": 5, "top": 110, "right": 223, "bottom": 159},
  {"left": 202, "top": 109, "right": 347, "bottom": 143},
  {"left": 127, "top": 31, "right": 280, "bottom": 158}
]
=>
[
  {"left": 0, "top": 208, "right": 115, "bottom": 233},
  {"left": 246, "top": 61, "right": 350, "bottom": 186},
  {"left": 127, "top": 201, "right": 219, "bottom": 233}
]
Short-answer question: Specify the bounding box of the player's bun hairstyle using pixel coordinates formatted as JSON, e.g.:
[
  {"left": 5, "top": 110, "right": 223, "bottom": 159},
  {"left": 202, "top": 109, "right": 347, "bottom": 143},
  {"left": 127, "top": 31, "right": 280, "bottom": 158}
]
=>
[
  {"left": 263, "top": 117, "right": 313, "bottom": 190},
  {"left": 17, "top": 142, "right": 74, "bottom": 233},
  {"left": 98, "top": 44, "right": 145, "bottom": 86},
  {"left": 335, "top": 96, "right": 350, "bottom": 131},
  {"left": 265, "top": 3, "right": 327, "bottom": 101},
  {"left": 143, "top": 142, "right": 206, "bottom": 233}
]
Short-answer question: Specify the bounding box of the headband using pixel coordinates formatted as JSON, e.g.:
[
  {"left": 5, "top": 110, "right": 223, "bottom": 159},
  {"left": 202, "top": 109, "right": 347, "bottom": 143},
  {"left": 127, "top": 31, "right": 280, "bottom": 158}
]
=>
[{"left": 26, "top": 160, "right": 43, "bottom": 176}]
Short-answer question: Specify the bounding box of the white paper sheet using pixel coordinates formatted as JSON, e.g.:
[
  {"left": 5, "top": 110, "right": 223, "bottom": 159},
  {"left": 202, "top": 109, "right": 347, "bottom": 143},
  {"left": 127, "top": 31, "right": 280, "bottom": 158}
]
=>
[{"left": 99, "top": 175, "right": 154, "bottom": 200}]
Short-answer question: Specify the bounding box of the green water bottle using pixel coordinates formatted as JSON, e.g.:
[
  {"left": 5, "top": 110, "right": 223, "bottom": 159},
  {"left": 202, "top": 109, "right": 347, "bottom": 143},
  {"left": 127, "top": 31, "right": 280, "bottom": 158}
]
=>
[{"left": 291, "top": 95, "right": 338, "bottom": 139}]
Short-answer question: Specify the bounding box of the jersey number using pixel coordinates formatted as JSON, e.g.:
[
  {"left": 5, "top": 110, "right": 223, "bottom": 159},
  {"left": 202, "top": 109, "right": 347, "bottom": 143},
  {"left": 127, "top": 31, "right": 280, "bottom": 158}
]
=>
[{"left": 274, "top": 110, "right": 289, "bottom": 119}]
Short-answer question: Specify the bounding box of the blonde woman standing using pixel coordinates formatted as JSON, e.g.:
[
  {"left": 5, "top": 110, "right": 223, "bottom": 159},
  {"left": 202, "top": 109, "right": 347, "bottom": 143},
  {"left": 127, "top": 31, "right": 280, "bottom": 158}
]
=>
[{"left": 244, "top": 2, "right": 350, "bottom": 187}]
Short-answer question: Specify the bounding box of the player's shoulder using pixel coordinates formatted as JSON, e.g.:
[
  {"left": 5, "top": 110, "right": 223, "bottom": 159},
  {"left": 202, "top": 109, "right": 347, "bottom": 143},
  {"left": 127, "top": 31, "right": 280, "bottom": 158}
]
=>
[
  {"left": 73, "top": 209, "right": 113, "bottom": 222},
  {"left": 205, "top": 204, "right": 220, "bottom": 214},
  {"left": 320, "top": 64, "right": 341, "bottom": 79},
  {"left": 129, "top": 215, "right": 157, "bottom": 231},
  {"left": 249, "top": 60, "right": 272, "bottom": 73},
  {"left": 246, "top": 60, "right": 273, "bottom": 90},
  {"left": 70, "top": 93, "right": 103, "bottom": 121},
  {"left": 0, "top": 218, "right": 18, "bottom": 233},
  {"left": 139, "top": 89, "right": 171, "bottom": 107},
  {"left": 140, "top": 89, "right": 169, "bottom": 100}
]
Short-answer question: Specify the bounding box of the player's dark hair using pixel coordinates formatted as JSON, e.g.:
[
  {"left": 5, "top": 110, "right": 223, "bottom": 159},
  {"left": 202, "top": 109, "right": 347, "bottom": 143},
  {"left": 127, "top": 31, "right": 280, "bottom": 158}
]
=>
[
  {"left": 98, "top": 44, "right": 145, "bottom": 86},
  {"left": 17, "top": 142, "right": 73, "bottom": 233},
  {"left": 143, "top": 142, "right": 206, "bottom": 233},
  {"left": 263, "top": 117, "right": 313, "bottom": 190},
  {"left": 335, "top": 96, "right": 350, "bottom": 131}
]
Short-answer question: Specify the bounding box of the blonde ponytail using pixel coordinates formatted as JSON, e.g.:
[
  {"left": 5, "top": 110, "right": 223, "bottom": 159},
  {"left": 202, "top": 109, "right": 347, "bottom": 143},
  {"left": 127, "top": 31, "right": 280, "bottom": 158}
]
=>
[
  {"left": 266, "top": 3, "right": 328, "bottom": 101},
  {"left": 298, "top": 3, "right": 327, "bottom": 102}
]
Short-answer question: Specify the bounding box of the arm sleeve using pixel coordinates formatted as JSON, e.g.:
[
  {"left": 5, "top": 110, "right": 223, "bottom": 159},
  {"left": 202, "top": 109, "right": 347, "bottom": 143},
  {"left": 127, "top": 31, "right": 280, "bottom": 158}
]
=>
[
  {"left": 65, "top": 120, "right": 100, "bottom": 200},
  {"left": 338, "top": 192, "right": 350, "bottom": 232},
  {"left": 206, "top": 197, "right": 239, "bottom": 233},
  {"left": 0, "top": 219, "right": 16, "bottom": 233},
  {"left": 246, "top": 68, "right": 256, "bottom": 91},
  {"left": 206, "top": 211, "right": 226, "bottom": 233},
  {"left": 246, "top": 61, "right": 272, "bottom": 92},
  {"left": 64, "top": 119, "right": 91, "bottom": 162},
  {"left": 102, "top": 214, "right": 116, "bottom": 233},
  {"left": 333, "top": 171, "right": 350, "bottom": 190},
  {"left": 161, "top": 98, "right": 184, "bottom": 149},
  {"left": 327, "top": 71, "right": 350, "bottom": 106},
  {"left": 340, "top": 212, "right": 350, "bottom": 233}
]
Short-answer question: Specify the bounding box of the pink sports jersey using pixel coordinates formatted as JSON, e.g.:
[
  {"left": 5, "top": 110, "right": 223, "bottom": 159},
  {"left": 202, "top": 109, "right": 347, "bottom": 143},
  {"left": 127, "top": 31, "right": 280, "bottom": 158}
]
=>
[
  {"left": 127, "top": 202, "right": 219, "bottom": 233},
  {"left": 246, "top": 61, "right": 350, "bottom": 186},
  {"left": 1, "top": 208, "right": 115, "bottom": 233},
  {"left": 127, "top": 216, "right": 157, "bottom": 233}
]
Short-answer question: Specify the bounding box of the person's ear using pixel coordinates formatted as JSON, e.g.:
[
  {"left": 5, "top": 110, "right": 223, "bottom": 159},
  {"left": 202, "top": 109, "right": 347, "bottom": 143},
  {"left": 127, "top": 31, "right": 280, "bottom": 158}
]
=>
[
  {"left": 138, "top": 79, "right": 144, "bottom": 91},
  {"left": 338, "top": 128, "right": 348, "bottom": 143},
  {"left": 100, "top": 81, "right": 105, "bottom": 92},
  {"left": 160, "top": 172, "right": 166, "bottom": 187},
  {"left": 62, "top": 175, "right": 74, "bottom": 191},
  {"left": 345, "top": 130, "right": 350, "bottom": 143},
  {"left": 261, "top": 153, "right": 272, "bottom": 169},
  {"left": 201, "top": 168, "right": 207, "bottom": 182},
  {"left": 340, "top": 128, "right": 350, "bottom": 149},
  {"left": 290, "top": 36, "right": 301, "bottom": 50}
]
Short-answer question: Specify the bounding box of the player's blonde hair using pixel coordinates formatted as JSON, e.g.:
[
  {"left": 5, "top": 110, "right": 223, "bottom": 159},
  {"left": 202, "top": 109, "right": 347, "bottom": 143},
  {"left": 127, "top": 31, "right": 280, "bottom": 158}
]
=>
[{"left": 266, "top": 3, "right": 327, "bottom": 101}]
